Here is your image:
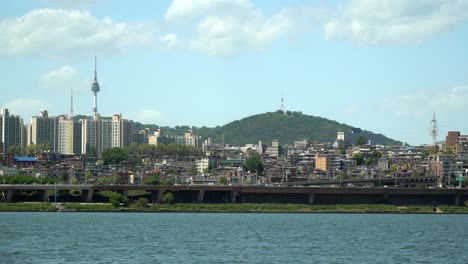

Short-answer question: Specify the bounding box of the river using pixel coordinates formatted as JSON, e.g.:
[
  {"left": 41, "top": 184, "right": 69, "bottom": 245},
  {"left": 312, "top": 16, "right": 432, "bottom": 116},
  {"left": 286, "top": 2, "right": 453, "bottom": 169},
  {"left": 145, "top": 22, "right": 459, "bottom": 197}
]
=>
[{"left": 1, "top": 213, "right": 467, "bottom": 263}]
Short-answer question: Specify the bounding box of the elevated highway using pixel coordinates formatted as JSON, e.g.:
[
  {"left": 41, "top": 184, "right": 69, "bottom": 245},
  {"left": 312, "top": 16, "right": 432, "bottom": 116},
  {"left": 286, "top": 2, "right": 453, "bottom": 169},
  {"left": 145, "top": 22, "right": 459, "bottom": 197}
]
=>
[
  {"left": 287, "top": 176, "right": 437, "bottom": 187},
  {"left": 1, "top": 184, "right": 467, "bottom": 206}
]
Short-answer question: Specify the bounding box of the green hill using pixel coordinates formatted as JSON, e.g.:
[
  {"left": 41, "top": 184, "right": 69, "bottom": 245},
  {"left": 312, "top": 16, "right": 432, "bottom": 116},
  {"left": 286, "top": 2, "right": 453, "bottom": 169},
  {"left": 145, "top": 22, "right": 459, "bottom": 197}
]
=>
[{"left": 135, "top": 111, "right": 401, "bottom": 146}]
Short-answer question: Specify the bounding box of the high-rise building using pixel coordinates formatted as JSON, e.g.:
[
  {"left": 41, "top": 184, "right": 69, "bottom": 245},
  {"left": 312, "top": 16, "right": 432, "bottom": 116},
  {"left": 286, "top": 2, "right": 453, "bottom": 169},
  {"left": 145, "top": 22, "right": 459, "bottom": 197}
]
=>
[
  {"left": 0, "top": 109, "right": 24, "bottom": 153},
  {"left": 82, "top": 115, "right": 101, "bottom": 154},
  {"left": 58, "top": 115, "right": 82, "bottom": 155},
  {"left": 81, "top": 114, "right": 134, "bottom": 154},
  {"left": 111, "top": 114, "right": 134, "bottom": 148},
  {"left": 28, "top": 110, "right": 59, "bottom": 151}
]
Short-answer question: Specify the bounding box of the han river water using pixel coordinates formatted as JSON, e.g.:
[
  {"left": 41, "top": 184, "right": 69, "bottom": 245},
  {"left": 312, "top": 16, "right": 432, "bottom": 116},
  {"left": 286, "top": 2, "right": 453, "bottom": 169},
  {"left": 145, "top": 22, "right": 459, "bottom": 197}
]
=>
[{"left": 1, "top": 212, "right": 467, "bottom": 263}]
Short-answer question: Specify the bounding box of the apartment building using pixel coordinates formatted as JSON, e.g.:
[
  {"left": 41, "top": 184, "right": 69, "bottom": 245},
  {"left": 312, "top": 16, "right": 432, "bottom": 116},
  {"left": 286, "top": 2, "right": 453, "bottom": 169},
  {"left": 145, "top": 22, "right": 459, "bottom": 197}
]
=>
[
  {"left": 57, "top": 115, "right": 82, "bottom": 155},
  {"left": 0, "top": 109, "right": 24, "bottom": 153},
  {"left": 28, "top": 110, "right": 59, "bottom": 151}
]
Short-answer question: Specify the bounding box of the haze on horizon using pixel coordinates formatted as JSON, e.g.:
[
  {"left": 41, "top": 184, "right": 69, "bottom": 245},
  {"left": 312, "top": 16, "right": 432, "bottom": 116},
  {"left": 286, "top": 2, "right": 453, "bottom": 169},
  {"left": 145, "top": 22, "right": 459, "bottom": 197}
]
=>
[{"left": 1, "top": 0, "right": 467, "bottom": 146}]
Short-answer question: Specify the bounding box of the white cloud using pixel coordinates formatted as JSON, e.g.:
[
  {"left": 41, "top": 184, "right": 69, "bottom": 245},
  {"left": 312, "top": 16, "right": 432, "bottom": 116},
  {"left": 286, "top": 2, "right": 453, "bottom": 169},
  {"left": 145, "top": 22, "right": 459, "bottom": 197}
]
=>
[
  {"left": 165, "top": 0, "right": 253, "bottom": 23},
  {"left": 39, "top": 65, "right": 89, "bottom": 93},
  {"left": 127, "top": 109, "right": 168, "bottom": 124},
  {"left": 380, "top": 85, "right": 468, "bottom": 118},
  {"left": 165, "top": 0, "right": 298, "bottom": 56},
  {"left": 0, "top": 9, "right": 177, "bottom": 58},
  {"left": 324, "top": 0, "right": 468, "bottom": 45},
  {"left": 2, "top": 98, "right": 51, "bottom": 122},
  {"left": 160, "top": 33, "right": 179, "bottom": 49}
]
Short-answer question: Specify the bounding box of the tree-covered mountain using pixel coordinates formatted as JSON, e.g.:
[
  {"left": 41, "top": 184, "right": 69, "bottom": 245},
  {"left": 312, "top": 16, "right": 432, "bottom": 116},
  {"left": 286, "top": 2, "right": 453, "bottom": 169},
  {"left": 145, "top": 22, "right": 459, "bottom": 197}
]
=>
[{"left": 134, "top": 111, "right": 401, "bottom": 146}]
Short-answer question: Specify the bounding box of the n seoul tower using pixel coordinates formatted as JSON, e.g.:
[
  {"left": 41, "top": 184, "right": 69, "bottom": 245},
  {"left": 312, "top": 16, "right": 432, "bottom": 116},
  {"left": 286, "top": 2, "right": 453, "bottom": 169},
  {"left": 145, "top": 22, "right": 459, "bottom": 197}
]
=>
[{"left": 91, "top": 56, "right": 100, "bottom": 115}]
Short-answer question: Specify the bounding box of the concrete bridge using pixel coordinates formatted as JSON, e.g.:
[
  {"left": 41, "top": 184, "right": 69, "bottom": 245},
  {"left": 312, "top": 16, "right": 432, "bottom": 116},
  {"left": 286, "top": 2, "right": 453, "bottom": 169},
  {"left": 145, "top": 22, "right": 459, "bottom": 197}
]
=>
[
  {"left": 287, "top": 176, "right": 438, "bottom": 187},
  {"left": 1, "top": 184, "right": 467, "bottom": 206}
]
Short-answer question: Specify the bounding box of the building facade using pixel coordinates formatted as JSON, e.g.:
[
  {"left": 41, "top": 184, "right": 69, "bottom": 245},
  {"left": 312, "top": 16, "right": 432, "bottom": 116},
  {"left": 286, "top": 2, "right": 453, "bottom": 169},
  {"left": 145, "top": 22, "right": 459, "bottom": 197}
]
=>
[
  {"left": 57, "top": 115, "right": 82, "bottom": 155},
  {"left": 27, "top": 110, "right": 59, "bottom": 151},
  {"left": 0, "top": 109, "right": 24, "bottom": 153}
]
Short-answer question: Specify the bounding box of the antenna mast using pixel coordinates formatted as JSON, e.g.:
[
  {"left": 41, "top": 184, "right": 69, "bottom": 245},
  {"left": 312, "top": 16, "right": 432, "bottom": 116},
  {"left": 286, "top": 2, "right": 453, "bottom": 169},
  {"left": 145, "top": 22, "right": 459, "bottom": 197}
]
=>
[
  {"left": 430, "top": 113, "right": 438, "bottom": 146},
  {"left": 70, "top": 88, "right": 74, "bottom": 119},
  {"left": 280, "top": 92, "right": 285, "bottom": 114}
]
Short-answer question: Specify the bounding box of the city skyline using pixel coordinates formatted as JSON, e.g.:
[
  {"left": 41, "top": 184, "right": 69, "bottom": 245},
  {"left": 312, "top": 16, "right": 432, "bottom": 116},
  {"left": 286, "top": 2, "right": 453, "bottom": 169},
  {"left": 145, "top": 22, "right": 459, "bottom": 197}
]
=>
[{"left": 1, "top": 1, "right": 468, "bottom": 146}]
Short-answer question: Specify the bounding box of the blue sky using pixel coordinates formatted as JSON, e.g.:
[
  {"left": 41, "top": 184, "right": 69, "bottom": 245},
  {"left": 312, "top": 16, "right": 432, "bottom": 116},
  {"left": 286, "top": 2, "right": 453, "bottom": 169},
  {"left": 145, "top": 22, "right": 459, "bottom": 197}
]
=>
[{"left": 1, "top": 0, "right": 468, "bottom": 146}]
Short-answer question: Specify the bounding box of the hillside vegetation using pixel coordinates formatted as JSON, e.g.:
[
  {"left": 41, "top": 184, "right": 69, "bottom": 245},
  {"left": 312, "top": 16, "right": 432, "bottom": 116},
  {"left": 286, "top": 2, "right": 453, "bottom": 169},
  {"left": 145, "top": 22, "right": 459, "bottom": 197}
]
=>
[{"left": 134, "top": 111, "right": 400, "bottom": 146}]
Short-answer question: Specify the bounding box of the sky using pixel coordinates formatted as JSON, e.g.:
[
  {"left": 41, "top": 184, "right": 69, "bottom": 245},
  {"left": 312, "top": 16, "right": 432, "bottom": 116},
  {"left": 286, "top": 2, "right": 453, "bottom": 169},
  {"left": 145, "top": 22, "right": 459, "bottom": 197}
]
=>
[{"left": 1, "top": 0, "right": 468, "bottom": 146}]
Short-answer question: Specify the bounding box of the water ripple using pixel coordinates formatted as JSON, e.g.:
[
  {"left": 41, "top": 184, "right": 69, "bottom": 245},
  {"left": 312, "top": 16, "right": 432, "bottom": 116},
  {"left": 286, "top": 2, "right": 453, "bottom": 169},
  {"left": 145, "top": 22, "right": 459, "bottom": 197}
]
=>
[{"left": 0, "top": 213, "right": 467, "bottom": 263}]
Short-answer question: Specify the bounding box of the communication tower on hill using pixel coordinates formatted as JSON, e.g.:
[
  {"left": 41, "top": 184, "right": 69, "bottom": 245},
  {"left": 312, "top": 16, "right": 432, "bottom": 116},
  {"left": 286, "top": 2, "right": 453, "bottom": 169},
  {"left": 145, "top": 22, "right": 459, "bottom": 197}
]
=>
[
  {"left": 430, "top": 113, "right": 438, "bottom": 146},
  {"left": 91, "top": 56, "right": 101, "bottom": 115},
  {"left": 280, "top": 92, "right": 286, "bottom": 115}
]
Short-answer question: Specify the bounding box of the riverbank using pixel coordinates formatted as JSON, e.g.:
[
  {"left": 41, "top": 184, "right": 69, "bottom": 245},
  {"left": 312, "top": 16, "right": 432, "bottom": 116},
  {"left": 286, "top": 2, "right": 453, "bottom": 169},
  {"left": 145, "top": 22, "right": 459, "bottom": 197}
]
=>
[{"left": 1, "top": 203, "right": 468, "bottom": 213}]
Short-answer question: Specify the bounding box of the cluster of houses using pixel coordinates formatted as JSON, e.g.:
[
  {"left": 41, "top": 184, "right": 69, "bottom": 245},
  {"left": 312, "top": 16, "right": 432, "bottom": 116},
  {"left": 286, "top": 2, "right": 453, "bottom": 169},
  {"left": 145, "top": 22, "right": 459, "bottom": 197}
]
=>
[{"left": 1, "top": 129, "right": 467, "bottom": 188}]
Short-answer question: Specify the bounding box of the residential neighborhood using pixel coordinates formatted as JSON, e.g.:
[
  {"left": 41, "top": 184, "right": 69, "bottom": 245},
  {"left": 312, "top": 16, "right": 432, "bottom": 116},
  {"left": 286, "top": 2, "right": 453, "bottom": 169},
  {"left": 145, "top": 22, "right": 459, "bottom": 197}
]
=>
[{"left": 1, "top": 105, "right": 467, "bottom": 190}]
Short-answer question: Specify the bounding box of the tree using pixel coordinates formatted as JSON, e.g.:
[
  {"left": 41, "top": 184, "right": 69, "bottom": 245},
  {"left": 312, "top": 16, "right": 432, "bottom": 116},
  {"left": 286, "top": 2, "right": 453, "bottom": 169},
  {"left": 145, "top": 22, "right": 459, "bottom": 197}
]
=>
[
  {"left": 60, "top": 171, "right": 69, "bottom": 183},
  {"left": 352, "top": 153, "right": 365, "bottom": 166},
  {"left": 102, "top": 147, "right": 129, "bottom": 165},
  {"left": 188, "top": 166, "right": 198, "bottom": 175},
  {"left": 85, "top": 171, "right": 93, "bottom": 183},
  {"left": 108, "top": 192, "right": 129, "bottom": 207},
  {"left": 135, "top": 197, "right": 149, "bottom": 208},
  {"left": 443, "top": 148, "right": 454, "bottom": 155},
  {"left": 97, "top": 176, "right": 113, "bottom": 185},
  {"left": 244, "top": 155, "right": 264, "bottom": 174},
  {"left": 219, "top": 176, "right": 229, "bottom": 185},
  {"left": 162, "top": 192, "right": 174, "bottom": 204},
  {"left": 337, "top": 172, "right": 349, "bottom": 180},
  {"left": 389, "top": 164, "right": 398, "bottom": 172},
  {"left": 462, "top": 177, "right": 468, "bottom": 188},
  {"left": 203, "top": 167, "right": 217, "bottom": 176},
  {"left": 364, "top": 158, "right": 373, "bottom": 166},
  {"left": 356, "top": 136, "right": 367, "bottom": 145},
  {"left": 8, "top": 145, "right": 22, "bottom": 155},
  {"left": 371, "top": 150, "right": 382, "bottom": 159},
  {"left": 143, "top": 175, "right": 161, "bottom": 185}
]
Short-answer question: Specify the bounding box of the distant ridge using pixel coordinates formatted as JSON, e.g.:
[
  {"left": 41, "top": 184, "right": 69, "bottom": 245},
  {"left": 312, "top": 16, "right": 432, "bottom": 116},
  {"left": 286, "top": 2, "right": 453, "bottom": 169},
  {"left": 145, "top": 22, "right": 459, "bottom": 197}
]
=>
[{"left": 134, "top": 111, "right": 401, "bottom": 146}]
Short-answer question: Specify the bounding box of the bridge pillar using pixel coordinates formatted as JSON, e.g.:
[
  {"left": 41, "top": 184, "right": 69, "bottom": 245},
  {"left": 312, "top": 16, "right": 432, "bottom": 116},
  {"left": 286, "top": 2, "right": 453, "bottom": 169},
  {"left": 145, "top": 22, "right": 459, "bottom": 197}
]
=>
[
  {"left": 117, "top": 190, "right": 128, "bottom": 197},
  {"left": 150, "top": 191, "right": 157, "bottom": 204},
  {"left": 40, "top": 190, "right": 49, "bottom": 202},
  {"left": 198, "top": 190, "right": 205, "bottom": 203},
  {"left": 230, "top": 191, "right": 237, "bottom": 203},
  {"left": 455, "top": 194, "right": 460, "bottom": 206},
  {"left": 4, "top": 190, "right": 13, "bottom": 203},
  {"left": 308, "top": 193, "right": 315, "bottom": 205},
  {"left": 156, "top": 191, "right": 163, "bottom": 204},
  {"left": 383, "top": 194, "right": 390, "bottom": 202},
  {"left": 82, "top": 189, "right": 94, "bottom": 203}
]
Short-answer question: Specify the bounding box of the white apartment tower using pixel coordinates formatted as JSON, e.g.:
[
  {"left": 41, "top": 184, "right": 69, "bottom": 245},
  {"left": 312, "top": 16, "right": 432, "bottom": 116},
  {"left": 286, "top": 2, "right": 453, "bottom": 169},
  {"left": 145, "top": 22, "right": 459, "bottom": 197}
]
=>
[
  {"left": 58, "top": 115, "right": 82, "bottom": 155},
  {"left": 111, "top": 114, "right": 133, "bottom": 148}
]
